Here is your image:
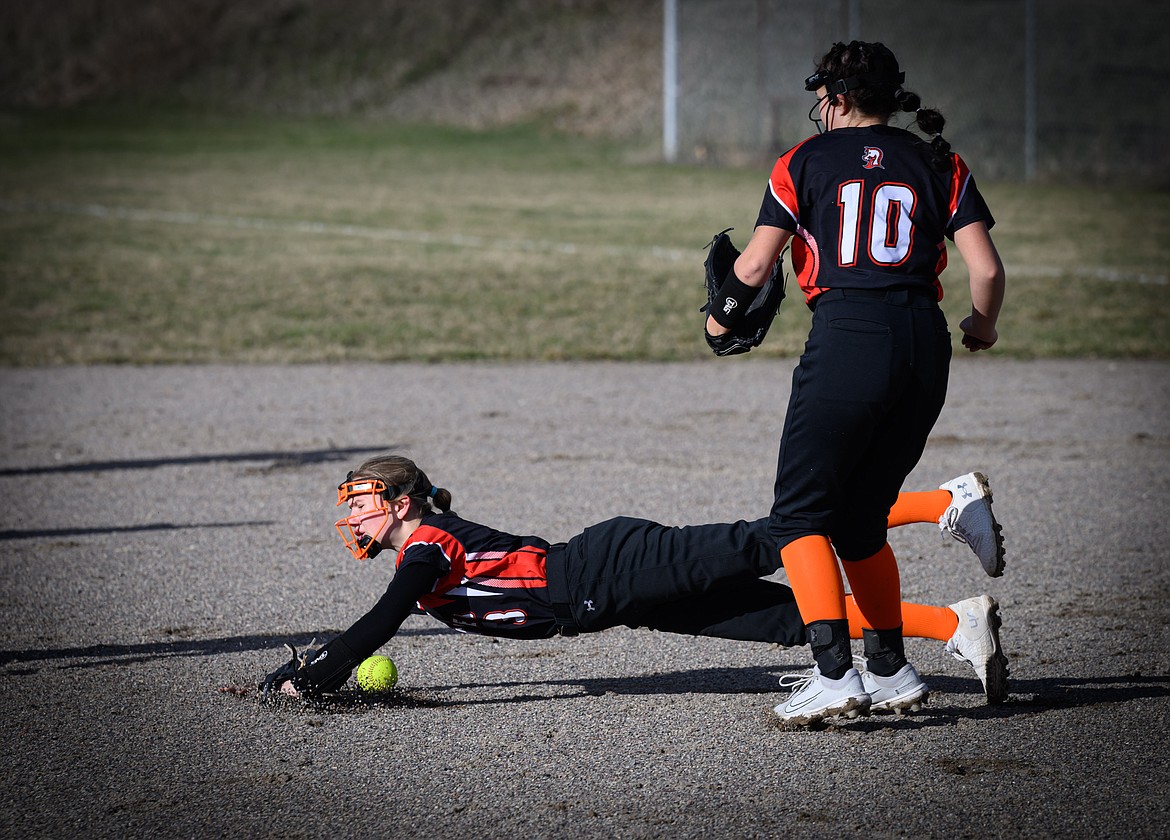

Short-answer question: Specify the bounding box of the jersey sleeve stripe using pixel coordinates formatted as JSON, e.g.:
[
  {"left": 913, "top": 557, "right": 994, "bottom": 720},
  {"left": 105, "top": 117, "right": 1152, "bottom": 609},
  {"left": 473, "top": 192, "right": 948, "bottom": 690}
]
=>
[
  {"left": 768, "top": 148, "right": 802, "bottom": 225},
  {"left": 948, "top": 154, "right": 973, "bottom": 226},
  {"left": 466, "top": 551, "right": 509, "bottom": 562}
]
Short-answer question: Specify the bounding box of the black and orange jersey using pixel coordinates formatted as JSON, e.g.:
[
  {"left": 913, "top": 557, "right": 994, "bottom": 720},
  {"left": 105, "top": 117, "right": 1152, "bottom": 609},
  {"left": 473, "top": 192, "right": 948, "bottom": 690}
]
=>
[
  {"left": 756, "top": 125, "right": 994, "bottom": 305},
  {"left": 396, "top": 512, "right": 558, "bottom": 640}
]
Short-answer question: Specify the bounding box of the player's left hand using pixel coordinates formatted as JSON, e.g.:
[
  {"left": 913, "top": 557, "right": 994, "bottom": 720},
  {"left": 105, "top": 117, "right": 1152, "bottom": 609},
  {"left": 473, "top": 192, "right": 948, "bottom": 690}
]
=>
[
  {"left": 258, "top": 643, "right": 318, "bottom": 704},
  {"left": 705, "top": 315, "right": 729, "bottom": 337},
  {"left": 702, "top": 228, "right": 785, "bottom": 357},
  {"left": 959, "top": 316, "right": 997, "bottom": 352}
]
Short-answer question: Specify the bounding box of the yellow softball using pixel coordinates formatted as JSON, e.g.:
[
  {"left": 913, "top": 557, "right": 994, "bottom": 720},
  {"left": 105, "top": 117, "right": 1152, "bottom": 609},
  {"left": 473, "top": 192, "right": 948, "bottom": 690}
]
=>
[{"left": 356, "top": 655, "right": 398, "bottom": 693}]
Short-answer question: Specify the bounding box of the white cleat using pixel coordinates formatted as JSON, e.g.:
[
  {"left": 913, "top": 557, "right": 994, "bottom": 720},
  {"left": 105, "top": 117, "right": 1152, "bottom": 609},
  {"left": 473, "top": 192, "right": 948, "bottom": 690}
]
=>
[
  {"left": 774, "top": 666, "right": 871, "bottom": 724},
  {"left": 861, "top": 662, "right": 929, "bottom": 715},
  {"left": 947, "top": 595, "right": 1010, "bottom": 704},
  {"left": 939, "top": 472, "right": 1005, "bottom": 577}
]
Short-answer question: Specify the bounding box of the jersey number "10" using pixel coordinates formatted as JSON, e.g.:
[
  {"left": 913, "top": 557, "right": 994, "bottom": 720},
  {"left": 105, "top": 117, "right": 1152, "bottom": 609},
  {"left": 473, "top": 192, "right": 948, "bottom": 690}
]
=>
[{"left": 837, "top": 181, "right": 916, "bottom": 267}]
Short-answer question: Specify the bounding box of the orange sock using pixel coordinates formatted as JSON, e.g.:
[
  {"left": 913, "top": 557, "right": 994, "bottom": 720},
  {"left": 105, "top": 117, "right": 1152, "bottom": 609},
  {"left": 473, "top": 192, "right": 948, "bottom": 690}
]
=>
[
  {"left": 847, "top": 597, "right": 959, "bottom": 641},
  {"left": 779, "top": 535, "right": 846, "bottom": 623},
  {"left": 841, "top": 543, "right": 902, "bottom": 629},
  {"left": 887, "top": 489, "right": 951, "bottom": 527}
]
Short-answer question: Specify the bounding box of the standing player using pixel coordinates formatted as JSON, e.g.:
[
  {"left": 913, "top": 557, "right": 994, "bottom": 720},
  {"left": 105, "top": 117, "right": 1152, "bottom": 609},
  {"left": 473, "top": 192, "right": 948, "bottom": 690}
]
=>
[
  {"left": 704, "top": 41, "right": 1006, "bottom": 723},
  {"left": 262, "top": 454, "right": 1008, "bottom": 708}
]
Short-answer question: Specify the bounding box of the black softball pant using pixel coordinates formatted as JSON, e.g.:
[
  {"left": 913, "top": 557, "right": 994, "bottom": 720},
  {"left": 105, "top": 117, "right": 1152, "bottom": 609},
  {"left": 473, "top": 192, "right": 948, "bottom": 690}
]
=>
[
  {"left": 546, "top": 517, "right": 807, "bottom": 646},
  {"left": 768, "top": 288, "right": 952, "bottom": 561}
]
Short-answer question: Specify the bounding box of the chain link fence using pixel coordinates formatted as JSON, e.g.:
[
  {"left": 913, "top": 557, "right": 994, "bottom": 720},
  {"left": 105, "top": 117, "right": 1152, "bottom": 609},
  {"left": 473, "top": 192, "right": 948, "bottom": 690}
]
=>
[{"left": 671, "top": 0, "right": 1170, "bottom": 186}]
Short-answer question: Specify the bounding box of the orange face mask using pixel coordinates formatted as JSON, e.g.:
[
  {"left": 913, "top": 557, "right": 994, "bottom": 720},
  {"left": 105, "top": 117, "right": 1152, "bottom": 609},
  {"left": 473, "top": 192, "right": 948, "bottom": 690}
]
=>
[{"left": 334, "top": 478, "right": 392, "bottom": 561}]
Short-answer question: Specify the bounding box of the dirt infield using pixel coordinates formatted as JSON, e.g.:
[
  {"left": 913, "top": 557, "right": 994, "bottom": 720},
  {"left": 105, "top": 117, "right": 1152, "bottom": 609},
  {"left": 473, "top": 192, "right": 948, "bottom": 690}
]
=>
[{"left": 1, "top": 359, "right": 1168, "bottom": 838}]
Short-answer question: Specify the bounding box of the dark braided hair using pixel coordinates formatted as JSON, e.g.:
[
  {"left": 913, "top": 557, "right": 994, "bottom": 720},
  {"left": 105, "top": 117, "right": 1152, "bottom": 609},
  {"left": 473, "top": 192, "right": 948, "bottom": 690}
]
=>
[
  {"left": 811, "top": 40, "right": 953, "bottom": 172},
  {"left": 348, "top": 454, "right": 453, "bottom": 516}
]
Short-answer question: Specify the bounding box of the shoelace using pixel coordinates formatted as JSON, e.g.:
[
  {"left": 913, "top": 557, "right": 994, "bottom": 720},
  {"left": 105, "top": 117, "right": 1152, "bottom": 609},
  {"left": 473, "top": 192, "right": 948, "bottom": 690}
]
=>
[
  {"left": 777, "top": 670, "right": 817, "bottom": 691},
  {"left": 944, "top": 638, "right": 967, "bottom": 661},
  {"left": 943, "top": 507, "right": 971, "bottom": 543}
]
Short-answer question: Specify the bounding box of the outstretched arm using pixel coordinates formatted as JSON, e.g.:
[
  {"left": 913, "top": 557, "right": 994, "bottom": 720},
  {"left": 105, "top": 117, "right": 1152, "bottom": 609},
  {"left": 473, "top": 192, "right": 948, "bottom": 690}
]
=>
[
  {"left": 336, "top": 561, "right": 441, "bottom": 657},
  {"left": 275, "top": 561, "right": 442, "bottom": 698}
]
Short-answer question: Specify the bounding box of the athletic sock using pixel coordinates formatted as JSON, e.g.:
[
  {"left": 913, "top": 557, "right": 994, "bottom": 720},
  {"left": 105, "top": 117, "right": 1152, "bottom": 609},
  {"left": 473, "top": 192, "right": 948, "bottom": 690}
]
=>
[
  {"left": 841, "top": 543, "right": 902, "bottom": 630},
  {"left": 887, "top": 489, "right": 951, "bottom": 527},
  {"left": 847, "top": 599, "right": 959, "bottom": 642},
  {"left": 780, "top": 535, "right": 853, "bottom": 681},
  {"left": 779, "top": 535, "right": 846, "bottom": 623},
  {"left": 841, "top": 543, "right": 907, "bottom": 676}
]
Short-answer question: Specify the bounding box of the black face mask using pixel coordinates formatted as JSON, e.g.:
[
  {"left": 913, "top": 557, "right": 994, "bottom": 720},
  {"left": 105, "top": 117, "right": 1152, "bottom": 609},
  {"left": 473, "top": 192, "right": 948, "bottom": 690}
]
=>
[
  {"left": 357, "top": 535, "right": 383, "bottom": 559},
  {"left": 808, "top": 93, "right": 832, "bottom": 133}
]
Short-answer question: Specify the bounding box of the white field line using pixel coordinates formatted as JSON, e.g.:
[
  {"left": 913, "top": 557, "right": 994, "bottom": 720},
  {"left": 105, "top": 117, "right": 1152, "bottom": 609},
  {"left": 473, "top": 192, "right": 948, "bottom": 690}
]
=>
[
  {"left": 0, "top": 200, "right": 690, "bottom": 263},
  {"left": 997, "top": 264, "right": 1168, "bottom": 286},
  {"left": 3, "top": 200, "right": 1166, "bottom": 285}
]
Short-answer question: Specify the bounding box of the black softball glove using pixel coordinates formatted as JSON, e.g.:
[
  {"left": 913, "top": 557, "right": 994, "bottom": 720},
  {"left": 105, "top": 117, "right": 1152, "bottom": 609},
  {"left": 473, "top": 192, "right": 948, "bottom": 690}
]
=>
[
  {"left": 258, "top": 638, "right": 358, "bottom": 705},
  {"left": 702, "top": 228, "right": 786, "bottom": 356},
  {"left": 259, "top": 642, "right": 319, "bottom": 704}
]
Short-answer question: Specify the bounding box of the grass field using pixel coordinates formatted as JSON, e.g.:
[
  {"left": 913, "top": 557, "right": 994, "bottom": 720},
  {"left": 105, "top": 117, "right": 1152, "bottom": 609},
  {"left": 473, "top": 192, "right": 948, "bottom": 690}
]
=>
[{"left": 2, "top": 108, "right": 1167, "bottom": 364}]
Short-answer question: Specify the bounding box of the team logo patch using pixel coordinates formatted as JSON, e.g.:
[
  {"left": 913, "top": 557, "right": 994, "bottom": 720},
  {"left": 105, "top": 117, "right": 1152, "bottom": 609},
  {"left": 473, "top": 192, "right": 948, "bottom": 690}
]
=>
[{"left": 862, "top": 146, "right": 885, "bottom": 169}]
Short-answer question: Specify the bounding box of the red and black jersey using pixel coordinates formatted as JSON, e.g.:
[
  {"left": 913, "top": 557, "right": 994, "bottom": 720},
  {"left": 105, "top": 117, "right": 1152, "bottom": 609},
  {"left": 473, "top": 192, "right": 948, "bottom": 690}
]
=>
[
  {"left": 313, "top": 514, "right": 803, "bottom": 691},
  {"left": 756, "top": 125, "right": 995, "bottom": 305},
  {"left": 396, "top": 512, "right": 558, "bottom": 640}
]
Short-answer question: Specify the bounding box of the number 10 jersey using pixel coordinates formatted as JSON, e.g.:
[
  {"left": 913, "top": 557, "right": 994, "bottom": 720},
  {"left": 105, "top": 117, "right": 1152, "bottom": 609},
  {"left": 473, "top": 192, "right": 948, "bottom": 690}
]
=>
[{"left": 755, "top": 124, "right": 995, "bottom": 306}]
